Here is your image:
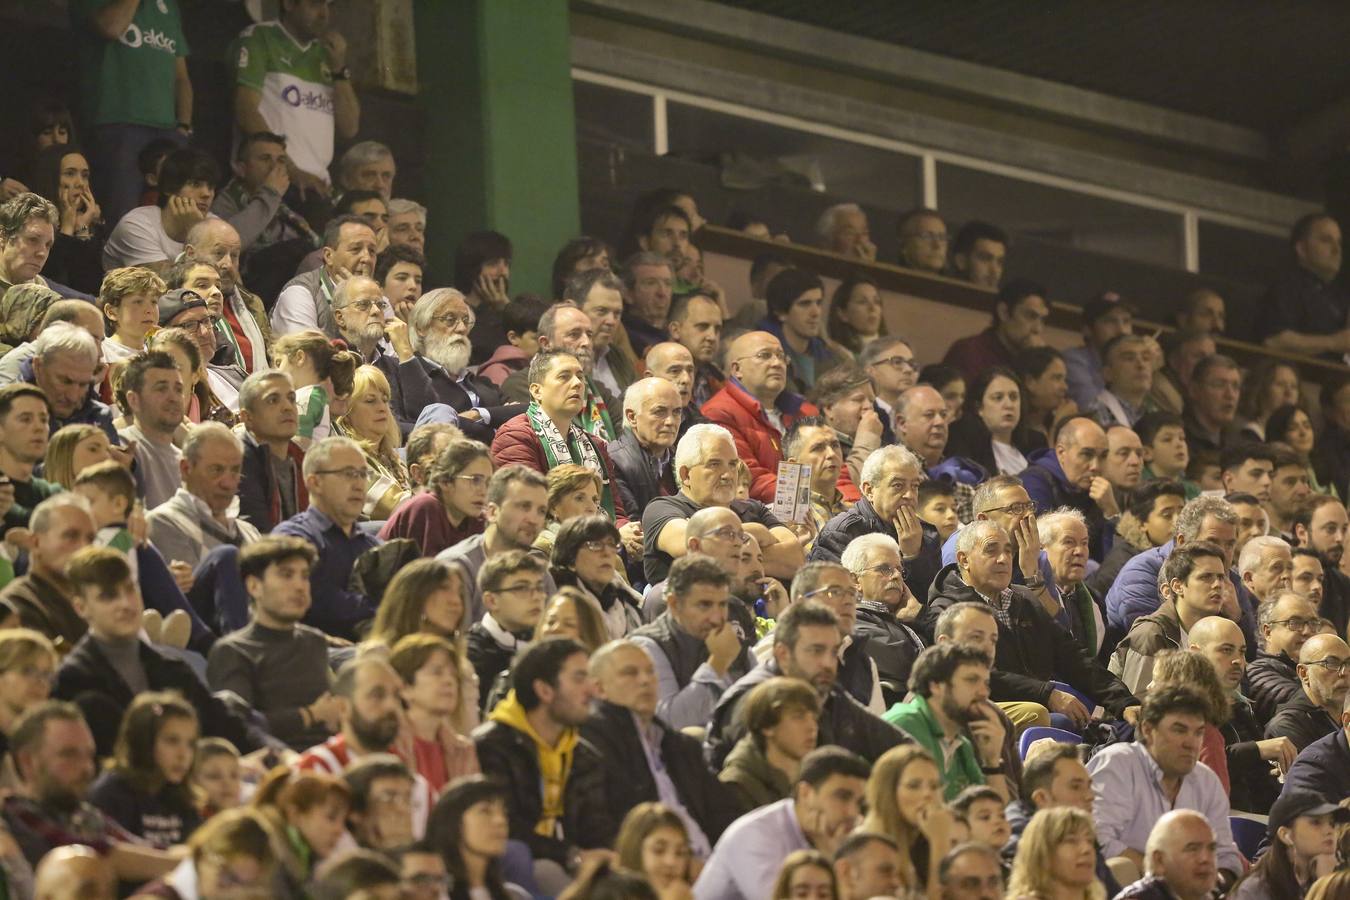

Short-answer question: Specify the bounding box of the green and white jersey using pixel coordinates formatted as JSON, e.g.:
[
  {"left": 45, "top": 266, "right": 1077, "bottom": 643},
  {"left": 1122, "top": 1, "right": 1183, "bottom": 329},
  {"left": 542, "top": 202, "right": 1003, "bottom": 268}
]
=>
[
  {"left": 73, "top": 0, "right": 188, "bottom": 129},
  {"left": 229, "top": 20, "right": 335, "bottom": 181}
]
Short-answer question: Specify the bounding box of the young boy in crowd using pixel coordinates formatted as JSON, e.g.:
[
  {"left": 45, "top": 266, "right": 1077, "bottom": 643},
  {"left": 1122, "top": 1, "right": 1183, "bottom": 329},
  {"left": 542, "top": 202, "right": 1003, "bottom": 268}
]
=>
[
  {"left": 1136, "top": 411, "right": 1201, "bottom": 498},
  {"left": 917, "top": 479, "right": 961, "bottom": 542},
  {"left": 477, "top": 294, "right": 550, "bottom": 386}
]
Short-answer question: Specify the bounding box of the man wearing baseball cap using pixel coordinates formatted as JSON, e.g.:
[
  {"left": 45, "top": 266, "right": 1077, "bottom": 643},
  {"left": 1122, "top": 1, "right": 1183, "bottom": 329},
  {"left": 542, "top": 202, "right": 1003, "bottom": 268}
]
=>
[
  {"left": 157, "top": 287, "right": 238, "bottom": 411},
  {"left": 1062, "top": 291, "right": 1139, "bottom": 412}
]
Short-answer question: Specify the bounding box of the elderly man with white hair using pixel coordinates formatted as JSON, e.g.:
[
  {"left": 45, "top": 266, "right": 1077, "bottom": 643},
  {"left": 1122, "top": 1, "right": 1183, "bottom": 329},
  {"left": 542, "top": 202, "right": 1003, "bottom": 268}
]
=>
[
  {"left": 1038, "top": 507, "right": 1107, "bottom": 657},
  {"left": 337, "top": 140, "right": 396, "bottom": 199},
  {"left": 641, "top": 423, "right": 804, "bottom": 585},
  {"left": 924, "top": 520, "right": 1140, "bottom": 729},
  {"left": 810, "top": 444, "right": 943, "bottom": 603},
  {"left": 380, "top": 287, "right": 523, "bottom": 443},
  {"left": 610, "top": 376, "right": 684, "bottom": 515},
  {"left": 1238, "top": 534, "right": 1294, "bottom": 606},
  {"left": 816, "top": 203, "right": 876, "bottom": 261},
  {"left": 843, "top": 532, "right": 925, "bottom": 706},
  {"left": 1112, "top": 810, "right": 1219, "bottom": 900},
  {"left": 386, "top": 198, "right": 426, "bottom": 254},
  {"left": 23, "top": 321, "right": 116, "bottom": 441}
]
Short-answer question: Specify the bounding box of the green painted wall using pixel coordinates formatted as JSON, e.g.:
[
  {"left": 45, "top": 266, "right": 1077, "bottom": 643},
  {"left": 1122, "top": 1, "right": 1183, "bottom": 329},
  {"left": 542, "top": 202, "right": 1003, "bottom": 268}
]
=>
[{"left": 415, "top": 0, "right": 580, "bottom": 296}]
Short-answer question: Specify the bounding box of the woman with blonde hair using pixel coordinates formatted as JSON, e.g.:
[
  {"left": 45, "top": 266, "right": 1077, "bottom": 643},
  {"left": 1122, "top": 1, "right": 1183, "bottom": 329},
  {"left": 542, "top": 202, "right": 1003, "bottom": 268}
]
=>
[
  {"left": 1006, "top": 806, "right": 1107, "bottom": 900},
  {"left": 535, "top": 463, "right": 604, "bottom": 557},
  {"left": 770, "top": 850, "right": 838, "bottom": 900},
  {"left": 274, "top": 330, "right": 360, "bottom": 449},
  {"left": 388, "top": 633, "right": 479, "bottom": 793},
  {"left": 861, "top": 744, "right": 954, "bottom": 896},
  {"left": 615, "top": 803, "right": 693, "bottom": 900},
  {"left": 43, "top": 423, "right": 112, "bottom": 489},
  {"left": 335, "top": 364, "right": 411, "bottom": 519}
]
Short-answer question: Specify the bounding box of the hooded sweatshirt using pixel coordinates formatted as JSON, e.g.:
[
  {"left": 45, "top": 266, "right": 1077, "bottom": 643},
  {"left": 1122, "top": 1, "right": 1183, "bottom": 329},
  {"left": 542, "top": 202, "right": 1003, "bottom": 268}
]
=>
[{"left": 488, "top": 691, "right": 578, "bottom": 837}]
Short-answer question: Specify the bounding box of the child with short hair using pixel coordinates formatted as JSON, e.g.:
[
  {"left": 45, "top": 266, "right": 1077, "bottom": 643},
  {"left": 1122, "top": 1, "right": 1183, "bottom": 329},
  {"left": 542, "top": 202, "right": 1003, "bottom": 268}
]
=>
[
  {"left": 88, "top": 690, "right": 202, "bottom": 848},
  {"left": 193, "top": 737, "right": 243, "bottom": 817},
  {"left": 1136, "top": 411, "right": 1201, "bottom": 498},
  {"left": 917, "top": 479, "right": 960, "bottom": 542},
  {"left": 478, "top": 294, "right": 549, "bottom": 386},
  {"left": 949, "top": 785, "right": 1012, "bottom": 852}
]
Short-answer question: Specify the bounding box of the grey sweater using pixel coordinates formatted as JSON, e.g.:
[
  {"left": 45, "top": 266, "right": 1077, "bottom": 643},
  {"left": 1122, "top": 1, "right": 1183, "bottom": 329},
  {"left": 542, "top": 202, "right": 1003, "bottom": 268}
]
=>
[{"left": 206, "top": 620, "right": 333, "bottom": 750}]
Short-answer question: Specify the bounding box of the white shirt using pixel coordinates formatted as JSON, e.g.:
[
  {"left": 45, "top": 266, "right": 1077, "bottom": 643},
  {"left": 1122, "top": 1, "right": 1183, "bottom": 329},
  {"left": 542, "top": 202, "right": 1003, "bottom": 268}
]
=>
[{"left": 103, "top": 205, "right": 220, "bottom": 270}]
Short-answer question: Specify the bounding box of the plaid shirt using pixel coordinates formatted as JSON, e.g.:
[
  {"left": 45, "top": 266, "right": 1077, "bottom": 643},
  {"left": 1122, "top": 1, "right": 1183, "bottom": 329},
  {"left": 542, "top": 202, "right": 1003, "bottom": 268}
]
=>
[{"left": 977, "top": 587, "right": 1016, "bottom": 629}]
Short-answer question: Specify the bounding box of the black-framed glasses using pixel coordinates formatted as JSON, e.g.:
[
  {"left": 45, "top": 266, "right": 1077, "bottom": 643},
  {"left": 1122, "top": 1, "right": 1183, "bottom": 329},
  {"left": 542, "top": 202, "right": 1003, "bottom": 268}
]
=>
[
  {"left": 1306, "top": 658, "right": 1350, "bottom": 676},
  {"left": 496, "top": 583, "right": 546, "bottom": 597},
  {"left": 581, "top": 540, "right": 619, "bottom": 554},
  {"left": 344, "top": 298, "right": 391, "bottom": 314},
  {"left": 1270, "top": 616, "right": 1321, "bottom": 633},
  {"left": 984, "top": 501, "right": 1036, "bottom": 517},
  {"left": 874, "top": 355, "right": 917, "bottom": 371},
  {"left": 706, "top": 525, "right": 750, "bottom": 544}
]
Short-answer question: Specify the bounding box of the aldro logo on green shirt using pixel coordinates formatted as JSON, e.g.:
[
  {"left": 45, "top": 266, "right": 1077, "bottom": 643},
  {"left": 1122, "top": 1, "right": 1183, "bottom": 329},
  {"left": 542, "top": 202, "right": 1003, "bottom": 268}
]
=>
[{"left": 119, "top": 23, "right": 178, "bottom": 54}]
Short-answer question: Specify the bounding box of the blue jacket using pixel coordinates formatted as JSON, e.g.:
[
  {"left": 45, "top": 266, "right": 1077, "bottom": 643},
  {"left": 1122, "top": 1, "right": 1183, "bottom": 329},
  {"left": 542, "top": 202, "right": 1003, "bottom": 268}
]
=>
[
  {"left": 1280, "top": 727, "right": 1350, "bottom": 804},
  {"left": 1104, "top": 539, "right": 1260, "bottom": 660},
  {"left": 1020, "top": 448, "right": 1114, "bottom": 562}
]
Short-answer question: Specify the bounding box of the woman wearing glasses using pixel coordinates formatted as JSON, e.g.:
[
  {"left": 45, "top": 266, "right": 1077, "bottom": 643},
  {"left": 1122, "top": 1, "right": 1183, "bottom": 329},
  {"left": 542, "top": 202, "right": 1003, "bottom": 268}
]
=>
[
  {"left": 549, "top": 514, "right": 644, "bottom": 639},
  {"left": 336, "top": 364, "right": 412, "bottom": 520},
  {"left": 379, "top": 438, "right": 490, "bottom": 557}
]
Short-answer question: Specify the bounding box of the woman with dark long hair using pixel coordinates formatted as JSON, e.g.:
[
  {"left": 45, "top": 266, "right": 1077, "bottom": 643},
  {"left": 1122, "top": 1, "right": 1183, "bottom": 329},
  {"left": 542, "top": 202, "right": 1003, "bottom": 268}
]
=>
[
  {"left": 944, "top": 366, "right": 1033, "bottom": 476},
  {"left": 1015, "top": 346, "right": 1073, "bottom": 446},
  {"left": 826, "top": 272, "right": 887, "bottom": 358},
  {"left": 1267, "top": 404, "right": 1340, "bottom": 500},
  {"left": 26, "top": 143, "right": 104, "bottom": 293},
  {"left": 425, "top": 776, "right": 530, "bottom": 900}
]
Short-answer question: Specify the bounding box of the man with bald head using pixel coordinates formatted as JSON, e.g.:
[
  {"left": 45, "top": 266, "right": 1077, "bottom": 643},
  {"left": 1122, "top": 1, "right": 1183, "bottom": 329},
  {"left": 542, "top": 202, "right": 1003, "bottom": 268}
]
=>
[
  {"left": 1281, "top": 688, "right": 1350, "bottom": 803},
  {"left": 184, "top": 218, "right": 272, "bottom": 376},
  {"left": 1247, "top": 591, "right": 1324, "bottom": 720},
  {"left": 896, "top": 385, "right": 950, "bottom": 469},
  {"left": 1188, "top": 616, "right": 1289, "bottom": 814},
  {"left": 1113, "top": 810, "right": 1218, "bottom": 900},
  {"left": 645, "top": 341, "right": 706, "bottom": 437},
  {"left": 611, "top": 377, "right": 685, "bottom": 515},
  {"left": 1267, "top": 633, "right": 1350, "bottom": 751},
  {"left": 1022, "top": 416, "right": 1117, "bottom": 561},
  {"left": 34, "top": 844, "right": 116, "bottom": 900},
  {"left": 702, "top": 330, "right": 826, "bottom": 503}
]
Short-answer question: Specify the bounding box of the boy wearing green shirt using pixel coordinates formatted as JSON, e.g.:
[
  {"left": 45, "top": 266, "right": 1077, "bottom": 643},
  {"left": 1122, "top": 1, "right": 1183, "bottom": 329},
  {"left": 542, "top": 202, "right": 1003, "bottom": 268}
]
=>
[{"left": 883, "top": 642, "right": 1009, "bottom": 802}]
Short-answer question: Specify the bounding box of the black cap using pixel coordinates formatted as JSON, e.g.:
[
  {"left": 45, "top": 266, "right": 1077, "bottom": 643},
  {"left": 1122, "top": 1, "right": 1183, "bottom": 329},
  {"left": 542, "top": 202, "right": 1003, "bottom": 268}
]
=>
[
  {"left": 1267, "top": 791, "right": 1350, "bottom": 835},
  {"left": 1081, "top": 290, "right": 1136, "bottom": 326},
  {"left": 157, "top": 288, "right": 208, "bottom": 327}
]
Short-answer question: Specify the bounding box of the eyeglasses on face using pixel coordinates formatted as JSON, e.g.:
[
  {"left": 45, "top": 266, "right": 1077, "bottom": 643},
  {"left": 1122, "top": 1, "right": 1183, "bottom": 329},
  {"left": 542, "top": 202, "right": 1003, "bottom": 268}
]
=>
[
  {"left": 1306, "top": 658, "right": 1350, "bottom": 676},
  {"left": 581, "top": 540, "right": 619, "bottom": 554},
  {"left": 875, "top": 355, "right": 917, "bottom": 371},
  {"left": 861, "top": 562, "right": 905, "bottom": 580},
  {"left": 454, "top": 474, "right": 489, "bottom": 488},
  {"left": 735, "top": 348, "right": 787, "bottom": 365},
  {"left": 344, "top": 298, "right": 391, "bottom": 314},
  {"left": 315, "top": 467, "right": 372, "bottom": 481},
  {"left": 803, "top": 585, "right": 862, "bottom": 604},
  {"left": 431, "top": 312, "right": 476, "bottom": 330},
  {"left": 706, "top": 525, "right": 750, "bottom": 544},
  {"left": 1270, "top": 616, "right": 1320, "bottom": 633},
  {"left": 984, "top": 501, "right": 1036, "bottom": 517}
]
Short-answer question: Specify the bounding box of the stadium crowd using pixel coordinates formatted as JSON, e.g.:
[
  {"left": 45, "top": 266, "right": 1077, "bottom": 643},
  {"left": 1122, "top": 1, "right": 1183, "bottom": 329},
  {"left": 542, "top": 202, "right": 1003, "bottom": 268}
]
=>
[{"left": 4, "top": 1, "right": 1350, "bottom": 899}]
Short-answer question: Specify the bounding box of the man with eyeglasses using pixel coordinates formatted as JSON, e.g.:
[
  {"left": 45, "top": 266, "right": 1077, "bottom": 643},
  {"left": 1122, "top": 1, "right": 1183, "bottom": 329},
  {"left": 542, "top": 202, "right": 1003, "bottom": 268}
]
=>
[
  {"left": 1267, "top": 633, "right": 1350, "bottom": 752},
  {"left": 384, "top": 287, "right": 522, "bottom": 443},
  {"left": 859, "top": 337, "right": 916, "bottom": 440},
  {"left": 632, "top": 554, "right": 754, "bottom": 730},
  {"left": 1247, "top": 591, "right": 1321, "bottom": 721},
  {"left": 273, "top": 435, "right": 380, "bottom": 639},
  {"left": 397, "top": 843, "right": 450, "bottom": 900},
  {"left": 467, "top": 550, "right": 550, "bottom": 711},
  {"left": 330, "top": 274, "right": 404, "bottom": 363},
  {"left": 641, "top": 423, "right": 803, "bottom": 585},
  {"left": 611, "top": 377, "right": 684, "bottom": 517},
  {"left": 1281, "top": 682, "right": 1350, "bottom": 805},
  {"left": 929, "top": 521, "right": 1138, "bottom": 731},
  {"left": 702, "top": 330, "right": 836, "bottom": 505},
  {"left": 812, "top": 445, "right": 942, "bottom": 608},
  {"left": 754, "top": 563, "right": 884, "bottom": 713},
  {"left": 271, "top": 214, "right": 379, "bottom": 339},
  {"left": 1022, "top": 417, "right": 1120, "bottom": 562},
  {"left": 896, "top": 207, "right": 948, "bottom": 274},
  {"left": 942, "top": 279, "right": 1049, "bottom": 383},
  {"left": 343, "top": 754, "right": 418, "bottom": 851},
  {"left": 843, "top": 533, "right": 925, "bottom": 708},
  {"left": 1110, "top": 542, "right": 1229, "bottom": 697}
]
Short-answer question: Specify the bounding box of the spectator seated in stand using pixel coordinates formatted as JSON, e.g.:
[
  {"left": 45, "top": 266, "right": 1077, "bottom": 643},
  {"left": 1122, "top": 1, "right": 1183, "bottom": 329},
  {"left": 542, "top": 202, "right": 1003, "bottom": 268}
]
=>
[
  {"left": 1265, "top": 633, "right": 1350, "bottom": 752},
  {"left": 1245, "top": 590, "right": 1320, "bottom": 721},
  {"left": 378, "top": 437, "right": 489, "bottom": 557},
  {"left": 942, "top": 279, "right": 1049, "bottom": 383},
  {"left": 102, "top": 148, "right": 220, "bottom": 270}
]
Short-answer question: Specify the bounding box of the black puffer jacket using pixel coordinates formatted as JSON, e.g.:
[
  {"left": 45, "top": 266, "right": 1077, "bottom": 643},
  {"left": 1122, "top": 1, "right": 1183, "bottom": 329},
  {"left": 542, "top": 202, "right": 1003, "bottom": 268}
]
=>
[
  {"left": 918, "top": 563, "right": 1139, "bottom": 716},
  {"left": 608, "top": 428, "right": 676, "bottom": 517},
  {"left": 1244, "top": 651, "right": 1300, "bottom": 722},
  {"left": 580, "top": 700, "right": 738, "bottom": 845},
  {"left": 809, "top": 499, "right": 942, "bottom": 602},
  {"left": 853, "top": 600, "right": 926, "bottom": 707},
  {"left": 1265, "top": 689, "right": 1340, "bottom": 752},
  {"left": 471, "top": 719, "right": 614, "bottom": 865}
]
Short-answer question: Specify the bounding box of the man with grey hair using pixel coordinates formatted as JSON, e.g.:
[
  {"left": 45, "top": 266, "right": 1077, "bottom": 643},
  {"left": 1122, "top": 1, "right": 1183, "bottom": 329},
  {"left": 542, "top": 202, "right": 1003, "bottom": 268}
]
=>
[
  {"left": 0, "top": 298, "right": 106, "bottom": 387},
  {"left": 148, "top": 422, "right": 261, "bottom": 573},
  {"left": 337, "top": 141, "right": 395, "bottom": 200},
  {"left": 0, "top": 493, "right": 97, "bottom": 648},
  {"left": 500, "top": 302, "right": 618, "bottom": 440},
  {"left": 388, "top": 287, "right": 522, "bottom": 443},
  {"left": 0, "top": 193, "right": 59, "bottom": 295},
  {"left": 183, "top": 218, "right": 272, "bottom": 376},
  {"left": 621, "top": 250, "right": 677, "bottom": 356},
  {"left": 24, "top": 321, "right": 115, "bottom": 441},
  {"left": 611, "top": 376, "right": 683, "bottom": 516},
  {"left": 811, "top": 444, "right": 942, "bottom": 603},
  {"left": 567, "top": 268, "right": 636, "bottom": 400},
  {"left": 236, "top": 369, "right": 306, "bottom": 534},
  {"left": 816, "top": 203, "right": 876, "bottom": 261},
  {"left": 273, "top": 435, "right": 381, "bottom": 639},
  {"left": 1106, "top": 494, "right": 1258, "bottom": 658},
  {"left": 271, "top": 214, "right": 379, "bottom": 338},
  {"left": 641, "top": 422, "right": 804, "bottom": 584},
  {"left": 1246, "top": 590, "right": 1321, "bottom": 721},
  {"left": 1036, "top": 506, "right": 1106, "bottom": 657},
  {"left": 1238, "top": 534, "right": 1293, "bottom": 605},
  {"left": 386, "top": 198, "right": 426, "bottom": 253},
  {"left": 1112, "top": 810, "right": 1218, "bottom": 900},
  {"left": 844, "top": 533, "right": 925, "bottom": 706},
  {"left": 925, "top": 520, "right": 1139, "bottom": 729}
]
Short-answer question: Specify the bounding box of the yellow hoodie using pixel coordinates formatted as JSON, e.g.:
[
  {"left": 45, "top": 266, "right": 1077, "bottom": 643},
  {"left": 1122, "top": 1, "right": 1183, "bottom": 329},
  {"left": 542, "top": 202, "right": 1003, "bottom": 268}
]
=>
[{"left": 489, "top": 690, "right": 579, "bottom": 837}]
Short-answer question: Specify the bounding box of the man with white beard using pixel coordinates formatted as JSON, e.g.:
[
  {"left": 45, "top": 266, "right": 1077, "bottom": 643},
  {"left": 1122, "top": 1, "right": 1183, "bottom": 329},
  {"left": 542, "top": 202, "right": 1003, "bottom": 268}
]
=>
[{"left": 381, "top": 287, "right": 525, "bottom": 443}]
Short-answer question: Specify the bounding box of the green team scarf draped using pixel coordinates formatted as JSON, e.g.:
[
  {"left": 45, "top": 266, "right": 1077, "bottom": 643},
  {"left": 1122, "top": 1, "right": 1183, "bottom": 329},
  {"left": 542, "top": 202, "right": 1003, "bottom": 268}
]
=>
[
  {"left": 577, "top": 378, "right": 616, "bottom": 441},
  {"left": 527, "top": 401, "right": 616, "bottom": 519}
]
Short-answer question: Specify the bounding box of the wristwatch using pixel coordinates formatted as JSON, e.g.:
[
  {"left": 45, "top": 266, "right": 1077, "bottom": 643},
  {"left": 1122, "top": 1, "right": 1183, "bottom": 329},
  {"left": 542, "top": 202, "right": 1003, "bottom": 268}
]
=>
[{"left": 1023, "top": 574, "right": 1046, "bottom": 590}]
